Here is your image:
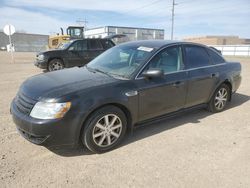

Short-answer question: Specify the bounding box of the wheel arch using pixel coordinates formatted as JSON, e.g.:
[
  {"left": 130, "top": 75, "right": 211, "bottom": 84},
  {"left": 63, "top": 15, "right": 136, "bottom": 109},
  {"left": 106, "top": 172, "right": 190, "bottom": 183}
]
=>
[
  {"left": 48, "top": 57, "right": 64, "bottom": 63},
  {"left": 48, "top": 57, "right": 64, "bottom": 65},
  {"left": 47, "top": 57, "right": 65, "bottom": 71},
  {"left": 78, "top": 102, "right": 133, "bottom": 144},
  {"left": 223, "top": 79, "right": 232, "bottom": 101},
  {"left": 209, "top": 79, "right": 233, "bottom": 102}
]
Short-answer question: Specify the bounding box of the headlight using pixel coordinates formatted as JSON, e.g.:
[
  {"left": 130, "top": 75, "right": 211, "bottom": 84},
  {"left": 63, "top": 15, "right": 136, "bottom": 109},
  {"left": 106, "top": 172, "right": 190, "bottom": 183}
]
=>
[
  {"left": 37, "top": 54, "right": 44, "bottom": 61},
  {"left": 30, "top": 102, "right": 71, "bottom": 120}
]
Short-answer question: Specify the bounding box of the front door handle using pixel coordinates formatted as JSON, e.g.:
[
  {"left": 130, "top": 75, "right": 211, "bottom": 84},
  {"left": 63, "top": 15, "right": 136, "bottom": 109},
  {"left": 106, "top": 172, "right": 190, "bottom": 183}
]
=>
[
  {"left": 125, "top": 90, "right": 138, "bottom": 97},
  {"left": 172, "top": 81, "right": 184, "bottom": 87}
]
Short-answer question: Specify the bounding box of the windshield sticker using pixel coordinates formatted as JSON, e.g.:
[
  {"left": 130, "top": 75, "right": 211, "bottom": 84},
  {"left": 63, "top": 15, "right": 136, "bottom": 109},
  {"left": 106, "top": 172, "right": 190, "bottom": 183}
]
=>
[{"left": 137, "top": 46, "right": 154, "bottom": 52}]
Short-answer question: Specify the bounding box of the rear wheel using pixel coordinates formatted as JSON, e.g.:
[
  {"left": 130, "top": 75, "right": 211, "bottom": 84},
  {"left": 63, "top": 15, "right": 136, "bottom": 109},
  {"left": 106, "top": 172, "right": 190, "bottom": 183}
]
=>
[
  {"left": 82, "top": 106, "right": 127, "bottom": 153},
  {"left": 208, "top": 84, "right": 230, "bottom": 113},
  {"left": 48, "top": 59, "right": 64, "bottom": 71}
]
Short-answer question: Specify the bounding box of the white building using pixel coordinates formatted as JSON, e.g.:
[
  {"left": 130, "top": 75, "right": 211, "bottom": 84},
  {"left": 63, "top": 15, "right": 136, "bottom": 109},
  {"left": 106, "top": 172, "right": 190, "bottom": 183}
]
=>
[{"left": 84, "top": 26, "right": 164, "bottom": 43}]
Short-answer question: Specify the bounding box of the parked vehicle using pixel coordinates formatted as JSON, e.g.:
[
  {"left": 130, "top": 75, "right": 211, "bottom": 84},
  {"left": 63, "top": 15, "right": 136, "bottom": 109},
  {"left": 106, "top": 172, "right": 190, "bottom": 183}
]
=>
[
  {"left": 11, "top": 40, "right": 241, "bottom": 153},
  {"left": 35, "top": 38, "right": 115, "bottom": 71}
]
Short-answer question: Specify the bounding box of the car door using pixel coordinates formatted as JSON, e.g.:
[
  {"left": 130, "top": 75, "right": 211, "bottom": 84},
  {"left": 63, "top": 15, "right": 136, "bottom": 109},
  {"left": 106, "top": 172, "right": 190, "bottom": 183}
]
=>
[
  {"left": 67, "top": 40, "right": 88, "bottom": 67},
  {"left": 87, "top": 39, "right": 105, "bottom": 61},
  {"left": 184, "top": 45, "right": 219, "bottom": 107},
  {"left": 136, "top": 45, "right": 188, "bottom": 121}
]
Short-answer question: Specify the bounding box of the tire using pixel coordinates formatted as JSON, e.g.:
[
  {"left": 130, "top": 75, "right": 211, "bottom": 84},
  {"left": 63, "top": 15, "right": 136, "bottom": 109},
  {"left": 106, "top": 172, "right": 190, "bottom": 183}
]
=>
[
  {"left": 48, "top": 59, "right": 64, "bottom": 71},
  {"left": 82, "top": 106, "right": 127, "bottom": 153},
  {"left": 208, "top": 84, "right": 230, "bottom": 113}
]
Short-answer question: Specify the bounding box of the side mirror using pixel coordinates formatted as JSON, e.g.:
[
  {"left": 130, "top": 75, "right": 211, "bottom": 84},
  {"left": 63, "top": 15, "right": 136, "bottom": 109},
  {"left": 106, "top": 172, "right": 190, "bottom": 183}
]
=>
[{"left": 142, "top": 69, "right": 164, "bottom": 78}]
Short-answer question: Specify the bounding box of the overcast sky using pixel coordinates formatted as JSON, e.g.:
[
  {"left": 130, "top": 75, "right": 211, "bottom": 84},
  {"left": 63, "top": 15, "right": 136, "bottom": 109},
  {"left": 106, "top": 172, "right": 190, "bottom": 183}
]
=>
[{"left": 0, "top": 0, "right": 249, "bottom": 39}]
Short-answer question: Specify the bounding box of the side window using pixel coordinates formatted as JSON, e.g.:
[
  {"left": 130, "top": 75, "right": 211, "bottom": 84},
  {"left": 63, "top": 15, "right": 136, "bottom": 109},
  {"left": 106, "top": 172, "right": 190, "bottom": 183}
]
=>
[
  {"left": 185, "top": 45, "right": 210, "bottom": 68},
  {"left": 101, "top": 40, "right": 115, "bottom": 49},
  {"left": 69, "top": 40, "right": 87, "bottom": 51},
  {"left": 52, "top": 39, "right": 58, "bottom": 46},
  {"left": 145, "top": 46, "right": 183, "bottom": 73},
  {"left": 81, "top": 40, "right": 87, "bottom": 51},
  {"left": 88, "top": 40, "right": 103, "bottom": 50},
  {"left": 207, "top": 48, "right": 225, "bottom": 64}
]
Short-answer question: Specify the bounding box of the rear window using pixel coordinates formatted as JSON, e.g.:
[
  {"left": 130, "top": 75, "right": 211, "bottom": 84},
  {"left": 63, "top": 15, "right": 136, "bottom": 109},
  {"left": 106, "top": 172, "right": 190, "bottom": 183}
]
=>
[
  {"left": 185, "top": 45, "right": 210, "bottom": 68},
  {"left": 207, "top": 48, "right": 225, "bottom": 64},
  {"left": 101, "top": 40, "right": 114, "bottom": 49}
]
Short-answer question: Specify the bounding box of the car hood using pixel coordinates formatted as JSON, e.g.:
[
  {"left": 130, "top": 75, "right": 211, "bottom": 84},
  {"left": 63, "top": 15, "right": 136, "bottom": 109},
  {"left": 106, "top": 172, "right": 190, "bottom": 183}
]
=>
[
  {"left": 37, "top": 49, "right": 62, "bottom": 56},
  {"left": 19, "top": 67, "right": 117, "bottom": 100}
]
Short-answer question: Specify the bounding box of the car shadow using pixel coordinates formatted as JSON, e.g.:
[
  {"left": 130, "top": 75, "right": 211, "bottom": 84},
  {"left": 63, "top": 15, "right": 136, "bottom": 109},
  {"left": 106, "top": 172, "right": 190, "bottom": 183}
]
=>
[{"left": 48, "top": 93, "right": 250, "bottom": 157}]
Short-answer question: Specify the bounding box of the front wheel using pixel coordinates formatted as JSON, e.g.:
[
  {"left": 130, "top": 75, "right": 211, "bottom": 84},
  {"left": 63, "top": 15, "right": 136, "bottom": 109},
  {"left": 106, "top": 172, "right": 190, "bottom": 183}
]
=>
[
  {"left": 208, "top": 84, "right": 230, "bottom": 113},
  {"left": 48, "top": 59, "right": 64, "bottom": 71},
  {"left": 82, "top": 106, "right": 127, "bottom": 153}
]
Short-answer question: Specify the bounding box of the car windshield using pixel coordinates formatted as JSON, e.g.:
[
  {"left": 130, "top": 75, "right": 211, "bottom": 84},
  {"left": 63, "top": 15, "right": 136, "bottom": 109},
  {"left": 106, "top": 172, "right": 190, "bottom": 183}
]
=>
[
  {"left": 58, "top": 41, "right": 74, "bottom": 49},
  {"left": 87, "top": 45, "right": 154, "bottom": 79}
]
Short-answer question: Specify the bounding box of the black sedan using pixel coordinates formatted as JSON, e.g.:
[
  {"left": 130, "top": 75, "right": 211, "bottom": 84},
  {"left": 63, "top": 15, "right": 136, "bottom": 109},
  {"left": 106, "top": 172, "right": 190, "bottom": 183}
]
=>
[{"left": 11, "top": 40, "right": 241, "bottom": 153}]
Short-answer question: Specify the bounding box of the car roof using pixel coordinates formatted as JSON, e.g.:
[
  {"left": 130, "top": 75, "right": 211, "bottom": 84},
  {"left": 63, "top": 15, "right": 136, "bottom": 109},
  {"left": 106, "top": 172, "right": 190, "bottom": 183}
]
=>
[
  {"left": 118, "top": 40, "right": 208, "bottom": 50},
  {"left": 72, "top": 38, "right": 109, "bottom": 42},
  {"left": 70, "top": 39, "right": 208, "bottom": 49}
]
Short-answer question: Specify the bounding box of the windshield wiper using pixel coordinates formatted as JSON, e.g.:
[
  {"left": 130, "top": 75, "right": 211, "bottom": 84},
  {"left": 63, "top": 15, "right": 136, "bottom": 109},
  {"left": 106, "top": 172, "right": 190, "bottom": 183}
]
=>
[
  {"left": 108, "top": 72, "right": 129, "bottom": 80},
  {"left": 86, "top": 66, "right": 128, "bottom": 79},
  {"left": 86, "top": 66, "right": 113, "bottom": 77},
  {"left": 85, "top": 65, "right": 95, "bottom": 73}
]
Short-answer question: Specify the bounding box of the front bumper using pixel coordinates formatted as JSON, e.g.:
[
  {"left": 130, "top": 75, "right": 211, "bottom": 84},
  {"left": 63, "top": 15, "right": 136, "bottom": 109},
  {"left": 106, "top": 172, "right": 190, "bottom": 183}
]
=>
[
  {"left": 34, "top": 60, "right": 48, "bottom": 69},
  {"left": 10, "top": 100, "right": 84, "bottom": 148}
]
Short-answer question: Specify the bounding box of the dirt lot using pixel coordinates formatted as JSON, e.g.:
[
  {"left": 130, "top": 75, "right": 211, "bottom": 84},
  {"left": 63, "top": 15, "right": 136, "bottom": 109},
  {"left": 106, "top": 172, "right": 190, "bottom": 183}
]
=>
[{"left": 0, "top": 52, "right": 250, "bottom": 188}]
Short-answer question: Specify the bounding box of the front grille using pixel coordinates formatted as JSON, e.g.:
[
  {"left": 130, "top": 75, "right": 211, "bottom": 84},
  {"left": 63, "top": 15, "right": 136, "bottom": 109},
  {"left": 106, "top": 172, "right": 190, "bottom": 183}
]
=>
[
  {"left": 15, "top": 92, "right": 37, "bottom": 115},
  {"left": 17, "top": 128, "right": 49, "bottom": 145}
]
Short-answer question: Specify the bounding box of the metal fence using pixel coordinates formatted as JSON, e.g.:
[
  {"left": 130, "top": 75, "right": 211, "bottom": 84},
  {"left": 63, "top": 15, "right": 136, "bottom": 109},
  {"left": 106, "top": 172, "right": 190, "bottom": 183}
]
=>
[
  {"left": 0, "top": 32, "right": 48, "bottom": 52},
  {"left": 212, "top": 45, "right": 250, "bottom": 56}
]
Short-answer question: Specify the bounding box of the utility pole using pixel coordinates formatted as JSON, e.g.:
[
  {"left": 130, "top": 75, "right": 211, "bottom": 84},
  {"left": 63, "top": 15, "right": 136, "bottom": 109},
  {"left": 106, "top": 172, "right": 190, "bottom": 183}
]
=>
[
  {"left": 171, "top": 0, "right": 177, "bottom": 40},
  {"left": 76, "top": 18, "right": 88, "bottom": 29}
]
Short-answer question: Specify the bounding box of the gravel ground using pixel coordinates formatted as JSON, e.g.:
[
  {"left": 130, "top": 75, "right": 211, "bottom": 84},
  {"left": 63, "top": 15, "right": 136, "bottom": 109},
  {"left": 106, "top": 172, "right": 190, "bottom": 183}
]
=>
[{"left": 0, "top": 52, "right": 250, "bottom": 188}]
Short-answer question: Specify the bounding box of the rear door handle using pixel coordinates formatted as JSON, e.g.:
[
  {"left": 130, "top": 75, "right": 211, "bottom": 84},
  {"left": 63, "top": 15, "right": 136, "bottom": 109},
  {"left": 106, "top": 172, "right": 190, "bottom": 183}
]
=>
[
  {"left": 84, "top": 55, "right": 90, "bottom": 59},
  {"left": 211, "top": 73, "right": 219, "bottom": 78},
  {"left": 172, "top": 81, "right": 184, "bottom": 87}
]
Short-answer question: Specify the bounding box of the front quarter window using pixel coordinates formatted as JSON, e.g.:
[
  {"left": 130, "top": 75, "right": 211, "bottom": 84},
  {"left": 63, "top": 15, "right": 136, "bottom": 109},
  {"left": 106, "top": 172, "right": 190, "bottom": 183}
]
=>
[
  {"left": 68, "top": 40, "right": 87, "bottom": 51},
  {"left": 58, "top": 41, "right": 74, "bottom": 49},
  {"left": 87, "top": 45, "right": 153, "bottom": 78}
]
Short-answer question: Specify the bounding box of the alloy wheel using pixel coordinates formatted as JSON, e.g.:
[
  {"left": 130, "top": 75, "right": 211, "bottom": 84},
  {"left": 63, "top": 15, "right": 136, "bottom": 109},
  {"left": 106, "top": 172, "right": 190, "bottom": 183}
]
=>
[
  {"left": 92, "top": 114, "right": 122, "bottom": 147},
  {"left": 214, "top": 88, "right": 228, "bottom": 110},
  {"left": 49, "top": 61, "right": 63, "bottom": 71}
]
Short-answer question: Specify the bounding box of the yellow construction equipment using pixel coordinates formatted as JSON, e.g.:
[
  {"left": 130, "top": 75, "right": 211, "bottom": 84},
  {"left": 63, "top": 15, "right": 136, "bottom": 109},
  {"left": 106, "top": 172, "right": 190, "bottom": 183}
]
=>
[{"left": 48, "top": 26, "right": 84, "bottom": 49}]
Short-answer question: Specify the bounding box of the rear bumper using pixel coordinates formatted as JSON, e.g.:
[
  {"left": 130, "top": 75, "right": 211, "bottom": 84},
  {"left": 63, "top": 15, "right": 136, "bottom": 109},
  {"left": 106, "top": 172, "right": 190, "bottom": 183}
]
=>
[
  {"left": 10, "top": 100, "right": 84, "bottom": 148},
  {"left": 232, "top": 74, "right": 242, "bottom": 93}
]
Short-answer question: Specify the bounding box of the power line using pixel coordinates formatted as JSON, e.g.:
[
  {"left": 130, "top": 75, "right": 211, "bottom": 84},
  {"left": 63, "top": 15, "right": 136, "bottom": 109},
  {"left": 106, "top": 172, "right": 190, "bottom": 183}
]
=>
[
  {"left": 121, "top": 0, "right": 165, "bottom": 15},
  {"left": 87, "top": 0, "right": 167, "bottom": 26},
  {"left": 177, "top": 0, "right": 200, "bottom": 4},
  {"left": 177, "top": 0, "right": 244, "bottom": 11},
  {"left": 92, "top": 0, "right": 172, "bottom": 31}
]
